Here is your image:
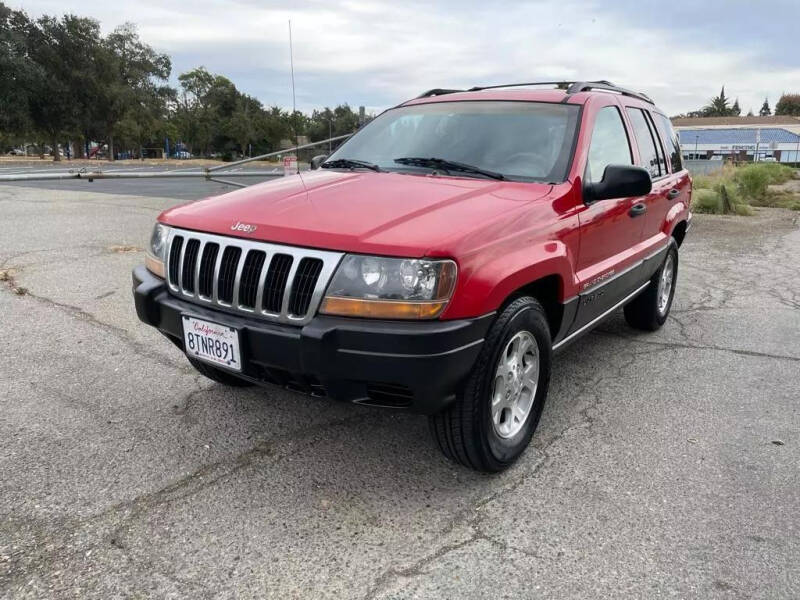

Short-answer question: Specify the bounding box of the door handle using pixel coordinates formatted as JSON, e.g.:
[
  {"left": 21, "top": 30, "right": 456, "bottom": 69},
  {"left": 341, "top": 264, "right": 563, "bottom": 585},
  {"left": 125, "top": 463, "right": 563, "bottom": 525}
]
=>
[
  {"left": 629, "top": 203, "right": 647, "bottom": 217},
  {"left": 667, "top": 188, "right": 680, "bottom": 200}
]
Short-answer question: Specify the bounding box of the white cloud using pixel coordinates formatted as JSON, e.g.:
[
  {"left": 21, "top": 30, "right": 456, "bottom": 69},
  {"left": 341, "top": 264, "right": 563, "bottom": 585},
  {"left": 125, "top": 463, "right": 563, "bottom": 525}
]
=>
[{"left": 16, "top": 0, "right": 800, "bottom": 115}]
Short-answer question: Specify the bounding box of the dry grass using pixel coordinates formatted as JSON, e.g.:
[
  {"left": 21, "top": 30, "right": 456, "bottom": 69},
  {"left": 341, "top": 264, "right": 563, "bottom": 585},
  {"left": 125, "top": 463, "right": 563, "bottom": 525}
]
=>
[{"left": 691, "top": 163, "right": 799, "bottom": 215}]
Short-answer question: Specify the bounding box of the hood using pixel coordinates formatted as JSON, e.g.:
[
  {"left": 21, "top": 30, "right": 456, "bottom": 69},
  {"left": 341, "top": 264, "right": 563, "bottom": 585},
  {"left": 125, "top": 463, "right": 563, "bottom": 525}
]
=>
[{"left": 159, "top": 170, "right": 552, "bottom": 257}]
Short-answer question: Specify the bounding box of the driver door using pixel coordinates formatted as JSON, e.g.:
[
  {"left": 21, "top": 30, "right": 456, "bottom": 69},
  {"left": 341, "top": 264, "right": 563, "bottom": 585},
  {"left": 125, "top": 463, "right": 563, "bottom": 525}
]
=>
[{"left": 572, "top": 100, "right": 646, "bottom": 329}]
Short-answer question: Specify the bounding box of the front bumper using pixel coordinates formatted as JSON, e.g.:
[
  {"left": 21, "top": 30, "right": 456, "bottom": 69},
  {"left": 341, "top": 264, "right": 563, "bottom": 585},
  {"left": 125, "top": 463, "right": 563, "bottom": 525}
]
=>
[{"left": 132, "top": 266, "right": 492, "bottom": 414}]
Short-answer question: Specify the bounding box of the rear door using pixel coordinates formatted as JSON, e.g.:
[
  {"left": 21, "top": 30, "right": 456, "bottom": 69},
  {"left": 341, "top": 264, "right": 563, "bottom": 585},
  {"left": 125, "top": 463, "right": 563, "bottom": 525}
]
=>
[
  {"left": 623, "top": 106, "right": 673, "bottom": 251},
  {"left": 652, "top": 112, "right": 691, "bottom": 241}
]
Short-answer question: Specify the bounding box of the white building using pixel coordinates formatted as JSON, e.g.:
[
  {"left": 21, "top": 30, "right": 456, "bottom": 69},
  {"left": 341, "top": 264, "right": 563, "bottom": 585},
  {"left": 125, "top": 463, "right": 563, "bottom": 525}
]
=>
[{"left": 672, "top": 116, "right": 800, "bottom": 163}]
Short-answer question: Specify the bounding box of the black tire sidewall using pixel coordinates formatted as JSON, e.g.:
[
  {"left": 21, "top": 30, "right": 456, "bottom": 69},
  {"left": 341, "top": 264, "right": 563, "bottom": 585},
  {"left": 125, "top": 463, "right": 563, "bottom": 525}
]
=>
[
  {"left": 474, "top": 299, "right": 552, "bottom": 466},
  {"left": 657, "top": 243, "right": 679, "bottom": 323}
]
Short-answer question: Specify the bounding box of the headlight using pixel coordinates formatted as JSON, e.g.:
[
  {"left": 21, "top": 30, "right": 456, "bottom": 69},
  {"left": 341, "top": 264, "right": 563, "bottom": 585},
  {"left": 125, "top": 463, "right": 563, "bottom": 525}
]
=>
[
  {"left": 320, "top": 255, "right": 457, "bottom": 319},
  {"left": 145, "top": 223, "right": 170, "bottom": 278}
]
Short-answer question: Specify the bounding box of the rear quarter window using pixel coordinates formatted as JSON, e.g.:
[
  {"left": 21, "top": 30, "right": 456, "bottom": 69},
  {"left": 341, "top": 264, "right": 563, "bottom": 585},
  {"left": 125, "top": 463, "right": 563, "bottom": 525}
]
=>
[
  {"left": 626, "top": 107, "right": 666, "bottom": 179},
  {"left": 654, "top": 113, "right": 683, "bottom": 173}
]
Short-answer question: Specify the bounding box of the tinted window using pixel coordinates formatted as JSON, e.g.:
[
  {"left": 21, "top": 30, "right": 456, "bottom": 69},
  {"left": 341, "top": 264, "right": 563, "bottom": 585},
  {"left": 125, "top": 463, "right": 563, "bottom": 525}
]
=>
[
  {"left": 626, "top": 107, "right": 663, "bottom": 178},
  {"left": 586, "top": 106, "right": 632, "bottom": 183},
  {"left": 327, "top": 101, "right": 581, "bottom": 182},
  {"left": 647, "top": 112, "right": 668, "bottom": 175},
  {"left": 654, "top": 113, "right": 683, "bottom": 172}
]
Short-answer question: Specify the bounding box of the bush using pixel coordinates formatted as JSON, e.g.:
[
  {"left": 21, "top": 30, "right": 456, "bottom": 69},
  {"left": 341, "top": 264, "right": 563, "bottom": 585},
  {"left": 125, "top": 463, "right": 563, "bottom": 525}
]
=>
[
  {"left": 691, "top": 183, "right": 753, "bottom": 215},
  {"left": 692, "top": 188, "right": 722, "bottom": 213},
  {"left": 734, "top": 165, "right": 770, "bottom": 200}
]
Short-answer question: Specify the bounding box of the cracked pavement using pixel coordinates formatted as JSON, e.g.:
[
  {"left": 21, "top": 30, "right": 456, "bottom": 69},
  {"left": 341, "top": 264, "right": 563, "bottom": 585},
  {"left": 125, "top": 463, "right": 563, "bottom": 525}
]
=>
[{"left": 1, "top": 184, "right": 798, "bottom": 599}]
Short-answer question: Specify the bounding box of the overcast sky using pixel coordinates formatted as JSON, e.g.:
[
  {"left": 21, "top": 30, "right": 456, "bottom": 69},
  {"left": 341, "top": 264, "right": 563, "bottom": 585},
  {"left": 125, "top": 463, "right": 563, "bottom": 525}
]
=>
[{"left": 16, "top": 0, "right": 800, "bottom": 116}]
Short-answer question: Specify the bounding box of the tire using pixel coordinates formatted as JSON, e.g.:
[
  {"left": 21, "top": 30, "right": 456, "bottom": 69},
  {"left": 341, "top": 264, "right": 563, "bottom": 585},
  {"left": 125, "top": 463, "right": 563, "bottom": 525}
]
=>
[
  {"left": 187, "top": 356, "right": 254, "bottom": 387},
  {"left": 429, "top": 296, "right": 552, "bottom": 473},
  {"left": 624, "top": 239, "right": 678, "bottom": 331}
]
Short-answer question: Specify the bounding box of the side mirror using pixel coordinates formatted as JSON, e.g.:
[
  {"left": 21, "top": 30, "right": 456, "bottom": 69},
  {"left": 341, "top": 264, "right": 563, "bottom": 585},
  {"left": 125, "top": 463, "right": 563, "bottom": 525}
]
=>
[
  {"left": 310, "top": 154, "right": 328, "bottom": 170},
  {"left": 584, "top": 164, "right": 651, "bottom": 203}
]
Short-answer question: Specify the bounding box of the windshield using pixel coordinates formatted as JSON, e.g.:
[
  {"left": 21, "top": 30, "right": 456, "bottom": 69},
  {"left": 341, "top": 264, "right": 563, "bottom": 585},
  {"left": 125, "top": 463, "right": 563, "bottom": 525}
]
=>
[{"left": 327, "top": 101, "right": 580, "bottom": 182}]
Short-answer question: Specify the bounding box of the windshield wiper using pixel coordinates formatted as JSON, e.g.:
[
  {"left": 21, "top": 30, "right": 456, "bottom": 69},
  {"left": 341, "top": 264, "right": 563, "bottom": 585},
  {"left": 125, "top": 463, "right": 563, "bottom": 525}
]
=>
[
  {"left": 321, "top": 158, "right": 382, "bottom": 172},
  {"left": 394, "top": 157, "right": 505, "bottom": 180}
]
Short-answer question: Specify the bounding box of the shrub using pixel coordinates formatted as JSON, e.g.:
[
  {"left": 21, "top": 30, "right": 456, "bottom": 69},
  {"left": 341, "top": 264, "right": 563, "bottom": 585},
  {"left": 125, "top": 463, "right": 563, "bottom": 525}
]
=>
[
  {"left": 692, "top": 188, "right": 721, "bottom": 213},
  {"left": 692, "top": 183, "right": 753, "bottom": 215},
  {"left": 734, "top": 165, "right": 770, "bottom": 200}
]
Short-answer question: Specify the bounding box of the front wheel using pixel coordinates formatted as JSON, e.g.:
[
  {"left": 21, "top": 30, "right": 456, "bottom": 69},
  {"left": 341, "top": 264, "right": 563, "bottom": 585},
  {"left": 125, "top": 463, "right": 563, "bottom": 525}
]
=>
[
  {"left": 429, "top": 296, "right": 552, "bottom": 472},
  {"left": 624, "top": 239, "right": 678, "bottom": 331}
]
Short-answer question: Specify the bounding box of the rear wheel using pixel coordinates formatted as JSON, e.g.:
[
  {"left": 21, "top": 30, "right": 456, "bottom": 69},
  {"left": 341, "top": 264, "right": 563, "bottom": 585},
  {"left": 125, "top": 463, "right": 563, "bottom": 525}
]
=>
[
  {"left": 429, "top": 296, "right": 552, "bottom": 472},
  {"left": 624, "top": 240, "right": 678, "bottom": 331},
  {"left": 187, "top": 357, "right": 254, "bottom": 387}
]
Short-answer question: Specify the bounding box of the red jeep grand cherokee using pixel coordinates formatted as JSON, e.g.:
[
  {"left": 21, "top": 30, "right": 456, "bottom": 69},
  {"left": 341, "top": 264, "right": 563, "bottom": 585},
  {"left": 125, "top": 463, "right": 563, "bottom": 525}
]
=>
[{"left": 133, "top": 81, "right": 691, "bottom": 472}]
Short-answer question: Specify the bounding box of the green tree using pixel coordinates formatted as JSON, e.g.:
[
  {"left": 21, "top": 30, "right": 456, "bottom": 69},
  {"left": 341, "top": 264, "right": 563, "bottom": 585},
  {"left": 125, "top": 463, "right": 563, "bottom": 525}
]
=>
[
  {"left": 13, "top": 12, "right": 96, "bottom": 160},
  {"left": 759, "top": 98, "right": 771, "bottom": 116},
  {"left": 174, "top": 67, "right": 240, "bottom": 155},
  {"left": 93, "top": 23, "right": 171, "bottom": 160},
  {"left": 0, "top": 4, "right": 33, "bottom": 141},
  {"left": 703, "top": 86, "right": 735, "bottom": 117},
  {"left": 731, "top": 98, "right": 741, "bottom": 116},
  {"left": 775, "top": 94, "right": 800, "bottom": 116}
]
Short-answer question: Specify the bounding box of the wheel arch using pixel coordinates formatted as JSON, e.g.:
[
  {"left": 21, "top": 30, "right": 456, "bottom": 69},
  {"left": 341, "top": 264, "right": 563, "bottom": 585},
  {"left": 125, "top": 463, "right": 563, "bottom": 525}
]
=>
[
  {"left": 498, "top": 274, "right": 564, "bottom": 339},
  {"left": 671, "top": 219, "right": 688, "bottom": 247}
]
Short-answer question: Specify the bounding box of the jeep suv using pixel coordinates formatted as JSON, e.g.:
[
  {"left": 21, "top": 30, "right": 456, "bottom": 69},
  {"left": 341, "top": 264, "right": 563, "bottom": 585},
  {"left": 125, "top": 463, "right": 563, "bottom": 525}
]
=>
[{"left": 132, "top": 81, "right": 691, "bottom": 472}]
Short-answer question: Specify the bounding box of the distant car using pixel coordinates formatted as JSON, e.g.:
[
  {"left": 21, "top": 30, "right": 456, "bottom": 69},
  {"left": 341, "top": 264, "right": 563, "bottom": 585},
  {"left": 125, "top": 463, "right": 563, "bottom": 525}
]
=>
[
  {"left": 8, "top": 148, "right": 25, "bottom": 156},
  {"left": 133, "top": 80, "right": 691, "bottom": 472},
  {"left": 172, "top": 151, "right": 191, "bottom": 159},
  {"left": 761, "top": 157, "right": 776, "bottom": 162}
]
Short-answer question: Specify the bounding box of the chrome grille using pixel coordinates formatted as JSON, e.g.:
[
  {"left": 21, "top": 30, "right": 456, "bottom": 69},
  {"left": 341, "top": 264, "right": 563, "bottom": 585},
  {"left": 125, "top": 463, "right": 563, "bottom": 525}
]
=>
[{"left": 166, "top": 228, "right": 343, "bottom": 325}]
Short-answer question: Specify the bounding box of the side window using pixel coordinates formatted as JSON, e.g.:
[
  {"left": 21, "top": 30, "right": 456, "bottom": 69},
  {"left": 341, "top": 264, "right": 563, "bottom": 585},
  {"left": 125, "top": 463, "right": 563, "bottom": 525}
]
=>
[
  {"left": 646, "top": 111, "right": 668, "bottom": 175},
  {"left": 654, "top": 113, "right": 683, "bottom": 172},
  {"left": 626, "top": 107, "right": 663, "bottom": 178},
  {"left": 586, "top": 106, "right": 632, "bottom": 183}
]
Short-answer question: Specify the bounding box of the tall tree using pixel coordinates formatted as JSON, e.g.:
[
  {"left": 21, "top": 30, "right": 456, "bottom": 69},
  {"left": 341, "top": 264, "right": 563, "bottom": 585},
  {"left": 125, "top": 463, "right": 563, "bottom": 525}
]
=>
[
  {"left": 759, "top": 98, "right": 771, "bottom": 117},
  {"left": 731, "top": 98, "right": 741, "bottom": 116},
  {"left": 14, "top": 12, "right": 98, "bottom": 160},
  {"left": 93, "top": 23, "right": 171, "bottom": 160},
  {"left": 775, "top": 94, "right": 800, "bottom": 116},
  {"left": 0, "top": 4, "right": 33, "bottom": 141},
  {"left": 703, "top": 86, "right": 733, "bottom": 117}
]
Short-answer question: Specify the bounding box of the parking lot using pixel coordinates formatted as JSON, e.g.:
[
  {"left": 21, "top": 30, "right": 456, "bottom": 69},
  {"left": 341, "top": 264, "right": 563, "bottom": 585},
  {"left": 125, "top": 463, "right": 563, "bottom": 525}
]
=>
[{"left": 1, "top": 179, "right": 798, "bottom": 598}]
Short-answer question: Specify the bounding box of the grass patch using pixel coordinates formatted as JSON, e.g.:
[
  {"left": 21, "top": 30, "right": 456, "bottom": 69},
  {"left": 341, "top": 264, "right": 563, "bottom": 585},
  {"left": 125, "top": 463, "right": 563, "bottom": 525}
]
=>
[{"left": 691, "top": 163, "right": 798, "bottom": 215}]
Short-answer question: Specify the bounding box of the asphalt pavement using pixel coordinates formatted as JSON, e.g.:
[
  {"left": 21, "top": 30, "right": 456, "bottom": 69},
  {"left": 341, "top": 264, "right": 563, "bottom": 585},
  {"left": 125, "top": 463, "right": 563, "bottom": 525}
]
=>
[{"left": 0, "top": 180, "right": 798, "bottom": 599}]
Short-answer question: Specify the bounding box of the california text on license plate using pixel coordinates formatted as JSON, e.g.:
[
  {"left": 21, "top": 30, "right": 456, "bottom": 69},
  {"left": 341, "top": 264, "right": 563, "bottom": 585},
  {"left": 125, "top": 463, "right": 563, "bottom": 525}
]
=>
[{"left": 182, "top": 315, "right": 242, "bottom": 372}]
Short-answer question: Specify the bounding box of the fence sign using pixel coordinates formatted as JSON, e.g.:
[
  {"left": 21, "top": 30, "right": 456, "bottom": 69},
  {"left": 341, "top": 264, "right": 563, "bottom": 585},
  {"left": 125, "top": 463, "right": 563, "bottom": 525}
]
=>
[{"left": 283, "top": 155, "right": 297, "bottom": 176}]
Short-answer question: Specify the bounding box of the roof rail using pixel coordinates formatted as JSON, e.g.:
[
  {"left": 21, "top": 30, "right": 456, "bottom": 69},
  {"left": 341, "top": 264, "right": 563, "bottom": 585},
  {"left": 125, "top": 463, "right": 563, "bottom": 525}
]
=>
[
  {"left": 467, "top": 81, "right": 573, "bottom": 92},
  {"left": 566, "top": 80, "right": 654, "bottom": 104},
  {"left": 416, "top": 88, "right": 464, "bottom": 99},
  {"left": 413, "top": 81, "right": 655, "bottom": 104}
]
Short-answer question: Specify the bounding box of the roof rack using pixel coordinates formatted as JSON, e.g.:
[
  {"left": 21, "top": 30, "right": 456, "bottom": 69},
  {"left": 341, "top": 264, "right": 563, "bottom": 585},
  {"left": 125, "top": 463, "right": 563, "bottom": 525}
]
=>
[
  {"left": 413, "top": 80, "right": 654, "bottom": 105},
  {"left": 566, "top": 80, "right": 654, "bottom": 105},
  {"left": 416, "top": 88, "right": 465, "bottom": 98},
  {"left": 467, "top": 81, "right": 572, "bottom": 92}
]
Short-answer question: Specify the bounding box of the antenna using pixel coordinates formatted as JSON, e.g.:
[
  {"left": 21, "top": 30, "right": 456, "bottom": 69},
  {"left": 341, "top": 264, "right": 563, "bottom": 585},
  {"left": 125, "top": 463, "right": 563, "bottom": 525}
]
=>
[{"left": 288, "top": 20, "right": 299, "bottom": 173}]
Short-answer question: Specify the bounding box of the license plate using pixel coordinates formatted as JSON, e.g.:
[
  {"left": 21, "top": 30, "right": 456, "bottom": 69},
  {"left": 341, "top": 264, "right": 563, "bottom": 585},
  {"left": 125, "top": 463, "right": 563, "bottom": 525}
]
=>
[{"left": 182, "top": 316, "right": 242, "bottom": 372}]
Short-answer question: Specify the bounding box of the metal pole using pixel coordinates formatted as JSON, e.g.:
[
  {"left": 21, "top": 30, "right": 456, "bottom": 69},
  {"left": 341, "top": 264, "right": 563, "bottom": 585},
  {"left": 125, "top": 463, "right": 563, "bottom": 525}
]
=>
[
  {"left": 289, "top": 20, "right": 299, "bottom": 174},
  {"left": 695, "top": 135, "right": 698, "bottom": 159},
  {"left": 0, "top": 170, "right": 282, "bottom": 183},
  {"left": 0, "top": 133, "right": 352, "bottom": 183},
  {"left": 206, "top": 134, "right": 351, "bottom": 172}
]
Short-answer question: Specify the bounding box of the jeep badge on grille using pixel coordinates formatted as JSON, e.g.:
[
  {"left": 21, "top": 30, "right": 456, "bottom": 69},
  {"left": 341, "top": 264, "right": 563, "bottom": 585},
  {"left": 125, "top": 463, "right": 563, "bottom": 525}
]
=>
[{"left": 231, "top": 221, "right": 257, "bottom": 233}]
